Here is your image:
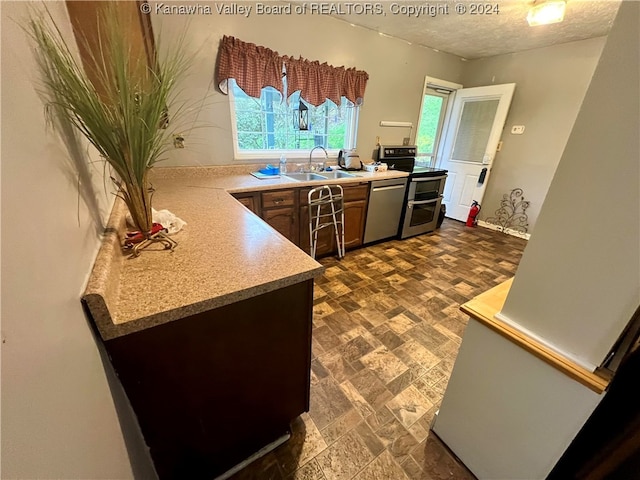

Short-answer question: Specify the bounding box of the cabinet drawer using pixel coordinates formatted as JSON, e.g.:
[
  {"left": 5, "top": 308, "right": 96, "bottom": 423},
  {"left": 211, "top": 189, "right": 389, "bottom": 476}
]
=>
[
  {"left": 343, "top": 184, "right": 369, "bottom": 202},
  {"left": 298, "top": 183, "right": 369, "bottom": 205},
  {"left": 262, "top": 190, "right": 295, "bottom": 208}
]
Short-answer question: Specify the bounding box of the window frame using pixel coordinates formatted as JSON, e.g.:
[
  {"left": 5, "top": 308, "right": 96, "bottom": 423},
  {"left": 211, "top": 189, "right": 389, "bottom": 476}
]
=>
[
  {"left": 416, "top": 76, "right": 462, "bottom": 167},
  {"left": 228, "top": 80, "right": 360, "bottom": 161}
]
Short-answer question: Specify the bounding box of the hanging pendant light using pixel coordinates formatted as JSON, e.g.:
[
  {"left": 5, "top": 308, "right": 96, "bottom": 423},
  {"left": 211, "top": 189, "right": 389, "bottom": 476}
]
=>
[
  {"left": 527, "top": 0, "right": 566, "bottom": 26},
  {"left": 293, "top": 100, "right": 309, "bottom": 131}
]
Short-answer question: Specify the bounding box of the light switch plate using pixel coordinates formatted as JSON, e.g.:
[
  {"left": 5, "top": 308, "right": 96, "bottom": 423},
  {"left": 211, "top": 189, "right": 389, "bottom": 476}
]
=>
[{"left": 511, "top": 125, "right": 525, "bottom": 135}]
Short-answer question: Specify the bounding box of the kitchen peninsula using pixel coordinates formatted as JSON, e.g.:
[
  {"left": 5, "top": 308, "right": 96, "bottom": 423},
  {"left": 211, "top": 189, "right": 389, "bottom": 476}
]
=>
[{"left": 82, "top": 165, "right": 408, "bottom": 478}]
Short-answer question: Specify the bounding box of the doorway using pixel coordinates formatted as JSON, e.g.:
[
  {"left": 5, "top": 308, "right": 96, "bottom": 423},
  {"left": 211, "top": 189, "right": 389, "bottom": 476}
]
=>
[{"left": 416, "top": 78, "right": 516, "bottom": 222}]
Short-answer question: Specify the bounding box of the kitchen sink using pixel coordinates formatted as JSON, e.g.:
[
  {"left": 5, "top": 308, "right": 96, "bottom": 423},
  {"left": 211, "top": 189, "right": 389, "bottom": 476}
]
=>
[
  {"left": 321, "top": 170, "right": 356, "bottom": 179},
  {"left": 283, "top": 172, "right": 328, "bottom": 182}
]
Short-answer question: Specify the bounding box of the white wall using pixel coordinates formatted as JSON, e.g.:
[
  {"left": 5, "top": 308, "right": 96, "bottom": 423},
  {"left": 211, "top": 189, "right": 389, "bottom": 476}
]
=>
[
  {"left": 150, "top": 3, "right": 466, "bottom": 166},
  {"left": 500, "top": 0, "right": 640, "bottom": 370},
  {"left": 462, "top": 37, "right": 605, "bottom": 232},
  {"left": 1, "top": 2, "right": 135, "bottom": 477},
  {"left": 433, "top": 321, "right": 602, "bottom": 479}
]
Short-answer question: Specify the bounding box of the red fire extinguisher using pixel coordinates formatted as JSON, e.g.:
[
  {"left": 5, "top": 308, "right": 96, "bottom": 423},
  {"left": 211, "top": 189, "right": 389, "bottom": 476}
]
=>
[{"left": 466, "top": 201, "right": 481, "bottom": 227}]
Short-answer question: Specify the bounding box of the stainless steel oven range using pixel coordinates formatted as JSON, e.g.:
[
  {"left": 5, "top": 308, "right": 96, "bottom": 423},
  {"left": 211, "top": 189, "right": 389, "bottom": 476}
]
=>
[{"left": 377, "top": 145, "right": 448, "bottom": 239}]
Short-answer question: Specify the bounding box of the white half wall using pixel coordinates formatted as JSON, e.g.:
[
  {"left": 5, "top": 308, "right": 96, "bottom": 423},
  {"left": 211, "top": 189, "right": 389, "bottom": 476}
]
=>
[
  {"left": 433, "top": 320, "right": 603, "bottom": 479},
  {"left": 499, "top": 0, "right": 640, "bottom": 369}
]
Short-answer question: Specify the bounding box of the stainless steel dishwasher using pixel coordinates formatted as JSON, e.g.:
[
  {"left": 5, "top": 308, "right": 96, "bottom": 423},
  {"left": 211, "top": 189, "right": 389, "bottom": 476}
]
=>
[{"left": 363, "top": 178, "right": 408, "bottom": 244}]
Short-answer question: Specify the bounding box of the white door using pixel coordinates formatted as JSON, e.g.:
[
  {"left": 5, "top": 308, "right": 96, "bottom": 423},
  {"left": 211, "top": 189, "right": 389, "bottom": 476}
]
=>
[{"left": 437, "top": 84, "right": 515, "bottom": 221}]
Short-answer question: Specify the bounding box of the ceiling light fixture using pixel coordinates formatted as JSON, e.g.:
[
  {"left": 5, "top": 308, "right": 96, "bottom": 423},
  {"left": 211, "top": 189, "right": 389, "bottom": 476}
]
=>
[{"left": 527, "top": 0, "right": 566, "bottom": 26}]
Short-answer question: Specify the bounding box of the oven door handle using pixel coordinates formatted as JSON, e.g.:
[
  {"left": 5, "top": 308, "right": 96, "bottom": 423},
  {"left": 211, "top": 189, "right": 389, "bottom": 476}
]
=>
[
  {"left": 411, "top": 175, "right": 447, "bottom": 183},
  {"left": 408, "top": 197, "right": 441, "bottom": 207}
]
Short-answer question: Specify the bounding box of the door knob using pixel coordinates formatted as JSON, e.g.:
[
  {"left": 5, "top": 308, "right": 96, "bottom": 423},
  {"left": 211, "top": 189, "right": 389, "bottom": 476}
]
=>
[{"left": 478, "top": 167, "right": 488, "bottom": 185}]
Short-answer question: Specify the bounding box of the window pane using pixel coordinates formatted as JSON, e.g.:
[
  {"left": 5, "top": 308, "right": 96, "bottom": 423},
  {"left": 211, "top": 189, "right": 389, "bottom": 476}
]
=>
[
  {"left": 417, "top": 94, "right": 444, "bottom": 155},
  {"left": 231, "top": 80, "right": 356, "bottom": 154},
  {"left": 451, "top": 99, "right": 499, "bottom": 163}
]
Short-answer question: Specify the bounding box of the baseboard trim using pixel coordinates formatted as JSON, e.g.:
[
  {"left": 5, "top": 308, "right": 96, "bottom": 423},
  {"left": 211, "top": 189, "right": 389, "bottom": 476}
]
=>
[
  {"left": 478, "top": 220, "right": 531, "bottom": 240},
  {"left": 215, "top": 432, "right": 291, "bottom": 480}
]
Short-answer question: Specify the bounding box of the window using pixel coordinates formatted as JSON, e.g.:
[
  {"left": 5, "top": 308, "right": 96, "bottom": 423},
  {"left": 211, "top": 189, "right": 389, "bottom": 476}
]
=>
[
  {"left": 229, "top": 80, "right": 359, "bottom": 159},
  {"left": 416, "top": 86, "right": 450, "bottom": 167}
]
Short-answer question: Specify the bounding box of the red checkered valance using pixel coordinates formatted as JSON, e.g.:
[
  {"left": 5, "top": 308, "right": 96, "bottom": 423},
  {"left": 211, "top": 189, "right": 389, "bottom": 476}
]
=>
[
  {"left": 216, "top": 36, "right": 283, "bottom": 99},
  {"left": 216, "top": 36, "right": 369, "bottom": 107}
]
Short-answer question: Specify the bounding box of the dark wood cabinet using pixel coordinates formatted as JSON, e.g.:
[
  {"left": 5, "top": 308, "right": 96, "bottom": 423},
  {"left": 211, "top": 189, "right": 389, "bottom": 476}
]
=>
[
  {"left": 261, "top": 189, "right": 299, "bottom": 244},
  {"left": 344, "top": 199, "right": 367, "bottom": 250},
  {"left": 103, "top": 280, "right": 314, "bottom": 479},
  {"left": 299, "top": 202, "right": 337, "bottom": 257},
  {"left": 231, "top": 192, "right": 261, "bottom": 215},
  {"left": 342, "top": 184, "right": 369, "bottom": 250},
  {"left": 232, "top": 183, "right": 369, "bottom": 258},
  {"left": 298, "top": 183, "right": 369, "bottom": 258}
]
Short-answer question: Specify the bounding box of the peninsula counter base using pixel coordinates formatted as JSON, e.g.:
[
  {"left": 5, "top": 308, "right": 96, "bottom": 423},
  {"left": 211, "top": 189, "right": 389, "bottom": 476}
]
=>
[{"left": 102, "top": 280, "right": 314, "bottom": 479}]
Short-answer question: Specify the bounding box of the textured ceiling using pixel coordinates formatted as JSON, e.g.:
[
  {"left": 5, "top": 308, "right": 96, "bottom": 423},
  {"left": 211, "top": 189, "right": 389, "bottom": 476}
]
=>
[{"left": 328, "top": 0, "right": 621, "bottom": 59}]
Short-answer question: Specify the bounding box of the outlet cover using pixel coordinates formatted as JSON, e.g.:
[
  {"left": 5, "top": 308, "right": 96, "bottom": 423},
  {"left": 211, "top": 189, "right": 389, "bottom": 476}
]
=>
[
  {"left": 402, "top": 137, "right": 410, "bottom": 146},
  {"left": 511, "top": 125, "right": 525, "bottom": 135}
]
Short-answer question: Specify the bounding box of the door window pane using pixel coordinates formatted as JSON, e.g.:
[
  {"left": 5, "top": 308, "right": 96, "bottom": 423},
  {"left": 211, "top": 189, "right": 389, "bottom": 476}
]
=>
[{"left": 451, "top": 99, "right": 499, "bottom": 163}]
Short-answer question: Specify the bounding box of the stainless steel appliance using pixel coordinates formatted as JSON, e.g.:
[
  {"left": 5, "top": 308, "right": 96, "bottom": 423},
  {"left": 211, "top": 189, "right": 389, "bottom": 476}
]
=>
[
  {"left": 377, "top": 145, "right": 448, "bottom": 239},
  {"left": 363, "top": 178, "right": 408, "bottom": 244}
]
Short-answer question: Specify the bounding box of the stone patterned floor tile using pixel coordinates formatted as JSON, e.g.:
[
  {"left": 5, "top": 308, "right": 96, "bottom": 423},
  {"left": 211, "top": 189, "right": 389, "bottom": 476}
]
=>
[
  {"left": 353, "top": 450, "right": 409, "bottom": 480},
  {"left": 387, "top": 313, "right": 417, "bottom": 335},
  {"left": 317, "top": 350, "right": 357, "bottom": 383},
  {"left": 309, "top": 377, "right": 354, "bottom": 430},
  {"left": 274, "top": 414, "right": 328, "bottom": 476},
  {"left": 286, "top": 458, "right": 326, "bottom": 480},
  {"left": 364, "top": 406, "right": 396, "bottom": 432},
  {"left": 320, "top": 409, "right": 363, "bottom": 446},
  {"left": 354, "top": 421, "right": 386, "bottom": 457},
  {"left": 233, "top": 220, "right": 526, "bottom": 479},
  {"left": 339, "top": 380, "right": 376, "bottom": 418},
  {"left": 386, "top": 385, "right": 433, "bottom": 429},
  {"left": 410, "top": 433, "right": 476, "bottom": 480},
  {"left": 337, "top": 336, "right": 375, "bottom": 364},
  {"left": 359, "top": 346, "right": 409, "bottom": 384},
  {"left": 316, "top": 431, "right": 375, "bottom": 480}
]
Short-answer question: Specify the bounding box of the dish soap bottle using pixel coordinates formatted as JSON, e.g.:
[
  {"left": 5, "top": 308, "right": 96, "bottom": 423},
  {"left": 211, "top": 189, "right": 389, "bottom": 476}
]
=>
[{"left": 279, "top": 154, "right": 287, "bottom": 175}]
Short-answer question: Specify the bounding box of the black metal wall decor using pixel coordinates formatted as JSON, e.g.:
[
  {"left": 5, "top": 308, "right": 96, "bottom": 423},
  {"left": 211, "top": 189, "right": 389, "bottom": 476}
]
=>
[
  {"left": 486, "top": 188, "right": 530, "bottom": 235},
  {"left": 293, "top": 100, "right": 309, "bottom": 131}
]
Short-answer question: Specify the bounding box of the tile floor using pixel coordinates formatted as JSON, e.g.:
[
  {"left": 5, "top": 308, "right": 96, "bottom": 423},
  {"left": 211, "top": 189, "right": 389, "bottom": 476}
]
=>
[{"left": 230, "top": 219, "right": 528, "bottom": 480}]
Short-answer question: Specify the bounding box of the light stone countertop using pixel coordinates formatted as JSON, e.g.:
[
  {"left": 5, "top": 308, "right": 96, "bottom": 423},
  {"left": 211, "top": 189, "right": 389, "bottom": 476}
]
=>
[{"left": 83, "top": 165, "right": 409, "bottom": 340}]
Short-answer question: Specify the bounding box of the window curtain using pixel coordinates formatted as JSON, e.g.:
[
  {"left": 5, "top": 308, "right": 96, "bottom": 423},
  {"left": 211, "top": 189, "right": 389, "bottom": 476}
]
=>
[
  {"left": 216, "top": 36, "right": 283, "bottom": 98},
  {"left": 216, "top": 36, "right": 369, "bottom": 106}
]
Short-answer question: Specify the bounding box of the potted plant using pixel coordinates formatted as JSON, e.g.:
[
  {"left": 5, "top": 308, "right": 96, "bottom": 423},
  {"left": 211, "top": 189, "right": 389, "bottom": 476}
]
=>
[{"left": 27, "top": 6, "right": 190, "bottom": 256}]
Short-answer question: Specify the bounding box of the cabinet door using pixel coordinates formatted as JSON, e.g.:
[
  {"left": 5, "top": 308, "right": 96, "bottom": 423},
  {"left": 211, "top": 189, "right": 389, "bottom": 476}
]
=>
[
  {"left": 299, "top": 205, "right": 336, "bottom": 257},
  {"left": 263, "top": 207, "right": 298, "bottom": 244},
  {"left": 232, "top": 193, "right": 260, "bottom": 215},
  {"left": 344, "top": 200, "right": 367, "bottom": 250}
]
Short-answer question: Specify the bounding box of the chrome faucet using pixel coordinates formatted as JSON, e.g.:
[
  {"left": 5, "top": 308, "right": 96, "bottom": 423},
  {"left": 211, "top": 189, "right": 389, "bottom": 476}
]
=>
[{"left": 309, "top": 146, "right": 328, "bottom": 172}]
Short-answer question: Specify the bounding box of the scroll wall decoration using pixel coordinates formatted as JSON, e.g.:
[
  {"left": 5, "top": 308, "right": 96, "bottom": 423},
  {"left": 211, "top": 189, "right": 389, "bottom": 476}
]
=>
[{"left": 485, "top": 188, "right": 530, "bottom": 235}]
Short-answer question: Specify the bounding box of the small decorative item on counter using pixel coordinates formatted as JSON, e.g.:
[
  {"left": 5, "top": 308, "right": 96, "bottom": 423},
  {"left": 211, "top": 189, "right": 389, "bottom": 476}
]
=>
[
  {"left": 363, "top": 162, "right": 388, "bottom": 172},
  {"left": 123, "top": 223, "right": 177, "bottom": 258},
  {"left": 259, "top": 165, "right": 280, "bottom": 175},
  {"left": 279, "top": 154, "right": 287, "bottom": 174}
]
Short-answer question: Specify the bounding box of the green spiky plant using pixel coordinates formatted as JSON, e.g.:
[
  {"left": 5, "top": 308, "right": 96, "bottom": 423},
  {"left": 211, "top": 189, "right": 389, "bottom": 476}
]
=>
[{"left": 28, "top": 6, "right": 190, "bottom": 238}]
